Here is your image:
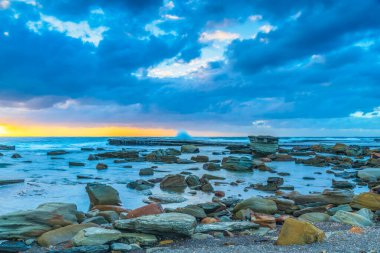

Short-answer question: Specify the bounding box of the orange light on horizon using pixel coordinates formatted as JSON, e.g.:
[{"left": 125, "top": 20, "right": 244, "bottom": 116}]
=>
[{"left": 0, "top": 124, "right": 177, "bottom": 137}]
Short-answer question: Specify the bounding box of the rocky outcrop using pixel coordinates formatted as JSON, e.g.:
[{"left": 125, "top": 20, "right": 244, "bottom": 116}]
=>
[
  {"left": 0, "top": 145, "right": 15, "bottom": 150},
  {"left": 145, "top": 149, "right": 179, "bottom": 163},
  {"left": 160, "top": 174, "right": 187, "bottom": 191},
  {"left": 127, "top": 180, "right": 154, "bottom": 191},
  {"left": 114, "top": 213, "right": 197, "bottom": 237},
  {"left": 0, "top": 203, "right": 78, "bottom": 239},
  {"left": 86, "top": 183, "right": 121, "bottom": 209},
  {"left": 287, "top": 189, "right": 354, "bottom": 205},
  {"left": 249, "top": 135, "right": 279, "bottom": 157},
  {"left": 191, "top": 155, "right": 209, "bottom": 163},
  {"left": 95, "top": 151, "right": 139, "bottom": 160},
  {"left": 357, "top": 168, "right": 380, "bottom": 181},
  {"left": 47, "top": 150, "right": 68, "bottom": 156},
  {"left": 222, "top": 156, "right": 254, "bottom": 171},
  {"left": 276, "top": 218, "right": 325, "bottom": 245},
  {"left": 351, "top": 192, "right": 380, "bottom": 211},
  {"left": 181, "top": 145, "right": 199, "bottom": 153}
]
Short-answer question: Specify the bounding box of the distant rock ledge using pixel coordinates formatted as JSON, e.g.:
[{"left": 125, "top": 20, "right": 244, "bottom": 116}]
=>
[{"left": 107, "top": 138, "right": 244, "bottom": 147}]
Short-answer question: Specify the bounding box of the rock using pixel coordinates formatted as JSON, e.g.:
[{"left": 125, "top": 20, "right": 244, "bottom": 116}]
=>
[
  {"left": 69, "top": 162, "right": 85, "bottom": 167},
  {"left": 96, "top": 163, "right": 108, "bottom": 170},
  {"left": 351, "top": 192, "right": 380, "bottom": 211},
  {"left": 126, "top": 204, "right": 163, "bottom": 219},
  {"left": 81, "top": 147, "right": 95, "bottom": 151},
  {"left": 91, "top": 205, "right": 129, "bottom": 214},
  {"left": 111, "top": 243, "right": 132, "bottom": 252},
  {"left": 251, "top": 213, "right": 276, "bottom": 229},
  {"left": 95, "top": 151, "right": 139, "bottom": 160},
  {"left": 47, "top": 150, "right": 68, "bottom": 156},
  {"left": 120, "top": 233, "right": 158, "bottom": 246},
  {"left": 356, "top": 208, "right": 374, "bottom": 221},
  {"left": 222, "top": 156, "right": 254, "bottom": 171},
  {"left": 0, "top": 203, "right": 78, "bottom": 239},
  {"left": 287, "top": 189, "right": 354, "bottom": 205},
  {"left": 72, "top": 227, "right": 121, "bottom": 246},
  {"left": 202, "top": 162, "right": 221, "bottom": 171},
  {"left": 145, "top": 149, "right": 180, "bottom": 163},
  {"left": 11, "top": 153, "right": 22, "bottom": 159},
  {"left": 181, "top": 145, "right": 199, "bottom": 153},
  {"left": 97, "top": 211, "right": 119, "bottom": 223},
  {"left": 127, "top": 180, "right": 154, "bottom": 191},
  {"left": 49, "top": 245, "right": 109, "bottom": 253},
  {"left": 88, "top": 154, "right": 98, "bottom": 161},
  {"left": 249, "top": 135, "right": 279, "bottom": 157},
  {"left": 0, "top": 145, "right": 15, "bottom": 150},
  {"left": 185, "top": 175, "right": 201, "bottom": 187},
  {"left": 357, "top": 168, "right": 380, "bottom": 181},
  {"left": 327, "top": 204, "right": 353, "bottom": 215},
  {"left": 0, "top": 179, "right": 24, "bottom": 185},
  {"left": 160, "top": 174, "right": 187, "bottom": 190},
  {"left": 191, "top": 155, "right": 209, "bottom": 163},
  {"left": 192, "top": 233, "right": 213, "bottom": 240},
  {"left": 233, "top": 197, "right": 277, "bottom": 214},
  {"left": 139, "top": 168, "right": 154, "bottom": 176},
  {"left": 330, "top": 210, "right": 373, "bottom": 227},
  {"left": 293, "top": 206, "right": 328, "bottom": 217},
  {"left": 298, "top": 212, "right": 330, "bottom": 223},
  {"left": 175, "top": 205, "right": 207, "bottom": 219},
  {"left": 276, "top": 218, "right": 325, "bottom": 246},
  {"left": 332, "top": 143, "right": 347, "bottom": 154},
  {"left": 332, "top": 180, "right": 355, "bottom": 189},
  {"left": 82, "top": 217, "right": 108, "bottom": 225},
  {"left": 195, "top": 221, "right": 259, "bottom": 233},
  {"left": 201, "top": 217, "right": 219, "bottom": 224},
  {"left": 37, "top": 224, "right": 97, "bottom": 247},
  {"left": 114, "top": 213, "right": 197, "bottom": 237},
  {"left": 86, "top": 183, "right": 121, "bottom": 209},
  {"left": 0, "top": 241, "right": 29, "bottom": 252},
  {"left": 176, "top": 158, "right": 196, "bottom": 164},
  {"left": 148, "top": 194, "right": 187, "bottom": 204}
]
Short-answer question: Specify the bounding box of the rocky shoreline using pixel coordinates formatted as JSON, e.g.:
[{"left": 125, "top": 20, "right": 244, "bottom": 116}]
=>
[{"left": 0, "top": 137, "right": 379, "bottom": 253}]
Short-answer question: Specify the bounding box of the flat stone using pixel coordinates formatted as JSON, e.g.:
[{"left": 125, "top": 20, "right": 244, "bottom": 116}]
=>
[
  {"left": 298, "top": 212, "right": 330, "bottom": 223},
  {"left": 148, "top": 194, "right": 187, "bottom": 204},
  {"left": 72, "top": 227, "right": 121, "bottom": 246},
  {"left": 233, "top": 197, "right": 278, "bottom": 214},
  {"left": 49, "top": 245, "right": 109, "bottom": 253},
  {"left": 119, "top": 233, "right": 158, "bottom": 246},
  {"left": 0, "top": 179, "right": 24, "bottom": 186},
  {"left": 330, "top": 210, "right": 373, "bottom": 227},
  {"left": 195, "top": 222, "right": 259, "bottom": 233}
]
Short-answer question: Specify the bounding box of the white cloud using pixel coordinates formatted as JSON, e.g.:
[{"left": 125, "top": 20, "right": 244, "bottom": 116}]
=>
[
  {"left": 259, "top": 24, "right": 276, "bottom": 33},
  {"left": 199, "top": 30, "right": 240, "bottom": 43},
  {"left": 164, "top": 14, "right": 183, "bottom": 20},
  {"left": 0, "top": 0, "right": 9, "bottom": 9},
  {"left": 310, "top": 54, "right": 325, "bottom": 64},
  {"left": 3, "top": 31, "right": 9, "bottom": 36},
  {"left": 350, "top": 106, "right": 380, "bottom": 119},
  {"left": 27, "top": 14, "right": 109, "bottom": 47},
  {"left": 53, "top": 99, "right": 79, "bottom": 110},
  {"left": 249, "top": 15, "right": 263, "bottom": 22},
  {"left": 91, "top": 8, "right": 105, "bottom": 15},
  {"left": 290, "top": 11, "right": 302, "bottom": 20},
  {"left": 252, "top": 120, "right": 271, "bottom": 128},
  {"left": 165, "top": 1, "right": 175, "bottom": 10}
]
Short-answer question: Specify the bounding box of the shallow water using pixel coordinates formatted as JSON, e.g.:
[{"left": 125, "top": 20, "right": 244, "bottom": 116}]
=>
[{"left": 0, "top": 137, "right": 373, "bottom": 214}]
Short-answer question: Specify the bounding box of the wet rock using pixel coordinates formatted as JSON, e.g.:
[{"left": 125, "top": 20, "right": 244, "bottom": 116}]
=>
[
  {"left": 127, "top": 180, "right": 154, "bottom": 191},
  {"left": 298, "top": 212, "right": 330, "bottom": 223},
  {"left": 119, "top": 233, "right": 158, "bottom": 246},
  {"left": 91, "top": 205, "right": 129, "bottom": 214},
  {"left": 111, "top": 243, "right": 132, "bottom": 252},
  {"left": 192, "top": 233, "right": 214, "bottom": 240},
  {"left": 69, "top": 162, "right": 85, "bottom": 167},
  {"left": 86, "top": 183, "right": 121, "bottom": 209},
  {"left": 126, "top": 203, "right": 163, "bottom": 219},
  {"left": 303, "top": 176, "right": 315, "bottom": 180},
  {"left": 327, "top": 204, "right": 353, "bottom": 215},
  {"left": 114, "top": 213, "right": 197, "bottom": 237},
  {"left": 95, "top": 163, "right": 107, "bottom": 170},
  {"left": 47, "top": 150, "right": 68, "bottom": 156},
  {"left": 181, "top": 145, "right": 199, "bottom": 153},
  {"left": 202, "top": 162, "right": 221, "bottom": 171},
  {"left": 351, "top": 192, "right": 380, "bottom": 211},
  {"left": 185, "top": 175, "right": 201, "bottom": 187},
  {"left": 276, "top": 218, "right": 325, "bottom": 245},
  {"left": 72, "top": 227, "right": 121, "bottom": 246},
  {"left": 0, "top": 241, "right": 29, "bottom": 252},
  {"left": 37, "top": 224, "right": 97, "bottom": 247},
  {"left": 139, "top": 168, "right": 154, "bottom": 176},
  {"left": 287, "top": 189, "right": 354, "bottom": 205},
  {"left": 175, "top": 205, "right": 207, "bottom": 219},
  {"left": 147, "top": 194, "right": 187, "bottom": 204},
  {"left": 81, "top": 147, "right": 95, "bottom": 151},
  {"left": 49, "top": 245, "right": 109, "bottom": 253},
  {"left": 191, "top": 155, "right": 209, "bottom": 163},
  {"left": 222, "top": 156, "right": 254, "bottom": 171},
  {"left": 268, "top": 154, "right": 295, "bottom": 161},
  {"left": 0, "top": 202, "right": 78, "bottom": 239},
  {"left": 233, "top": 197, "right": 277, "bottom": 214},
  {"left": 160, "top": 174, "right": 187, "bottom": 190},
  {"left": 332, "top": 179, "right": 355, "bottom": 189},
  {"left": 96, "top": 151, "right": 139, "bottom": 160},
  {"left": 332, "top": 143, "right": 347, "bottom": 154},
  {"left": 357, "top": 168, "right": 380, "bottom": 181},
  {"left": 82, "top": 216, "right": 108, "bottom": 225},
  {"left": 97, "top": 211, "right": 119, "bottom": 223},
  {"left": 330, "top": 210, "right": 373, "bottom": 227},
  {"left": 176, "top": 158, "right": 196, "bottom": 164},
  {"left": 366, "top": 158, "right": 380, "bottom": 167},
  {"left": 0, "top": 145, "right": 15, "bottom": 150},
  {"left": 293, "top": 206, "right": 327, "bottom": 217},
  {"left": 0, "top": 179, "right": 24, "bottom": 185},
  {"left": 195, "top": 221, "right": 259, "bottom": 233},
  {"left": 201, "top": 174, "right": 225, "bottom": 181},
  {"left": 249, "top": 135, "right": 279, "bottom": 157},
  {"left": 11, "top": 153, "right": 22, "bottom": 159}
]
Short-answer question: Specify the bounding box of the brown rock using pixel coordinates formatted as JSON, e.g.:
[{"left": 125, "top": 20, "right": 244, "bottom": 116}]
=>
[
  {"left": 276, "top": 218, "right": 325, "bottom": 245},
  {"left": 126, "top": 203, "right": 164, "bottom": 219}
]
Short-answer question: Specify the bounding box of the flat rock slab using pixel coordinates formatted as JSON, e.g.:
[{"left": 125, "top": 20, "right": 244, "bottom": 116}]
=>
[
  {"left": 0, "top": 179, "right": 24, "bottom": 186},
  {"left": 114, "top": 213, "right": 197, "bottom": 237},
  {"left": 195, "top": 222, "right": 259, "bottom": 233}
]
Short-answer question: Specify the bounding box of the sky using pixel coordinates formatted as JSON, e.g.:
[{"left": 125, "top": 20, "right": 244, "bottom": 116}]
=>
[{"left": 0, "top": 0, "right": 380, "bottom": 137}]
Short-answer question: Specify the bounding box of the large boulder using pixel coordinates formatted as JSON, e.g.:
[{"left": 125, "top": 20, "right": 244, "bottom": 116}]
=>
[
  {"left": 181, "top": 145, "right": 199, "bottom": 153},
  {"left": 95, "top": 151, "right": 139, "bottom": 160},
  {"left": 298, "top": 212, "right": 330, "bottom": 223},
  {"left": 351, "top": 192, "right": 380, "bottom": 211},
  {"left": 357, "top": 168, "right": 380, "bottom": 181},
  {"left": 145, "top": 149, "right": 179, "bottom": 163},
  {"left": 195, "top": 222, "right": 259, "bottom": 233},
  {"left": 86, "top": 183, "right": 121, "bottom": 209},
  {"left": 222, "top": 156, "right": 254, "bottom": 171},
  {"left": 72, "top": 227, "right": 121, "bottom": 246},
  {"left": 160, "top": 174, "right": 187, "bottom": 191},
  {"left": 233, "top": 197, "right": 277, "bottom": 214},
  {"left": 0, "top": 203, "right": 78, "bottom": 239},
  {"left": 249, "top": 135, "right": 279, "bottom": 157},
  {"left": 37, "top": 223, "right": 97, "bottom": 246},
  {"left": 330, "top": 210, "right": 373, "bottom": 227},
  {"left": 114, "top": 213, "right": 197, "bottom": 237},
  {"left": 276, "top": 218, "right": 325, "bottom": 245},
  {"left": 332, "top": 143, "right": 347, "bottom": 154},
  {"left": 127, "top": 180, "right": 154, "bottom": 191},
  {"left": 287, "top": 189, "right": 354, "bottom": 205}
]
